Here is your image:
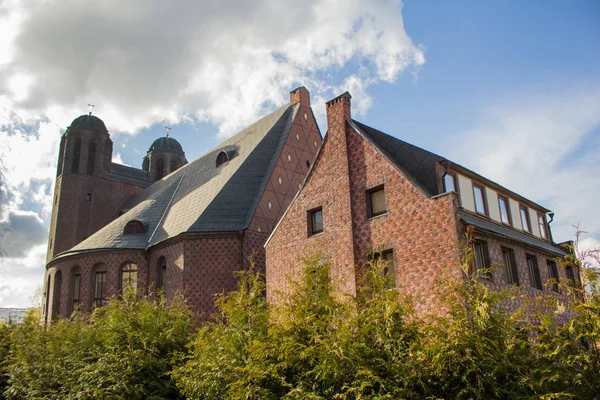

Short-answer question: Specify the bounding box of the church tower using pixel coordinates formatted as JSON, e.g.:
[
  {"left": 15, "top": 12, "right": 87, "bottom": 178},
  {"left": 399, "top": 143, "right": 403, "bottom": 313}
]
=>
[
  {"left": 47, "top": 112, "right": 115, "bottom": 261},
  {"left": 142, "top": 134, "right": 187, "bottom": 184}
]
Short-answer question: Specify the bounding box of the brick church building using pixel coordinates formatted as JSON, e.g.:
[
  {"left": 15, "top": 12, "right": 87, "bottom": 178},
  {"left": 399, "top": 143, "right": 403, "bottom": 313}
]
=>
[
  {"left": 43, "top": 86, "right": 579, "bottom": 323},
  {"left": 42, "top": 87, "right": 321, "bottom": 323},
  {"left": 266, "top": 92, "right": 579, "bottom": 315}
]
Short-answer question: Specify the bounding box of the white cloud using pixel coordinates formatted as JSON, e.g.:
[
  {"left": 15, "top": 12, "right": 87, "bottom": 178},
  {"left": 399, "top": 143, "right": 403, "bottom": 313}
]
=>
[
  {"left": 446, "top": 86, "right": 600, "bottom": 244},
  {"left": 0, "top": 0, "right": 424, "bottom": 137},
  {"left": 0, "top": 0, "right": 424, "bottom": 307}
]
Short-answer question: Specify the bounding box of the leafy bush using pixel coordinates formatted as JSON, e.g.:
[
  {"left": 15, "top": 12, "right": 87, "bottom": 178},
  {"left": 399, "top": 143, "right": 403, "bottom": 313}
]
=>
[{"left": 4, "top": 294, "right": 193, "bottom": 400}]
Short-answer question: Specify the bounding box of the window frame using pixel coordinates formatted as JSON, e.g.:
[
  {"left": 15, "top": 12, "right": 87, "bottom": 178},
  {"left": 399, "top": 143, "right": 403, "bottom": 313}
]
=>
[
  {"left": 498, "top": 195, "right": 512, "bottom": 226},
  {"left": 472, "top": 183, "right": 489, "bottom": 216},
  {"left": 366, "top": 185, "right": 387, "bottom": 218},
  {"left": 71, "top": 266, "right": 82, "bottom": 314},
  {"left": 94, "top": 270, "right": 108, "bottom": 307},
  {"left": 472, "top": 240, "right": 492, "bottom": 280},
  {"left": 443, "top": 171, "right": 459, "bottom": 194},
  {"left": 519, "top": 204, "right": 532, "bottom": 233},
  {"left": 307, "top": 207, "right": 323, "bottom": 236},
  {"left": 120, "top": 262, "right": 138, "bottom": 293},
  {"left": 538, "top": 213, "right": 548, "bottom": 240},
  {"left": 501, "top": 246, "right": 520, "bottom": 285},
  {"left": 526, "top": 254, "right": 543, "bottom": 290},
  {"left": 547, "top": 259, "right": 560, "bottom": 293}
]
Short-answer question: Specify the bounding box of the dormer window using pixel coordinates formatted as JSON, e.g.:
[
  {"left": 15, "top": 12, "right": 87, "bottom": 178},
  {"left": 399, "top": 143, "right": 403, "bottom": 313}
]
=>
[
  {"left": 443, "top": 172, "right": 457, "bottom": 193},
  {"left": 216, "top": 151, "right": 229, "bottom": 167},
  {"left": 472, "top": 184, "right": 488, "bottom": 216},
  {"left": 538, "top": 213, "right": 548, "bottom": 239},
  {"left": 123, "top": 220, "right": 145, "bottom": 235}
]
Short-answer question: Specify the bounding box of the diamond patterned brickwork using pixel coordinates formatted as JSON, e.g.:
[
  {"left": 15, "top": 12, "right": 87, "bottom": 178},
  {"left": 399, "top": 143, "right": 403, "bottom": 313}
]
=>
[
  {"left": 183, "top": 235, "right": 242, "bottom": 317},
  {"left": 248, "top": 93, "right": 322, "bottom": 235},
  {"left": 43, "top": 250, "right": 147, "bottom": 322}
]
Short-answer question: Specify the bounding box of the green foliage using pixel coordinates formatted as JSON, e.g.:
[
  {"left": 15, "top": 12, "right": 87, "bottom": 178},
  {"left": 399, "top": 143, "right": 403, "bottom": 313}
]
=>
[
  {"left": 418, "top": 239, "right": 538, "bottom": 399},
  {"left": 4, "top": 294, "right": 192, "bottom": 400},
  {"left": 0, "top": 321, "right": 13, "bottom": 400}
]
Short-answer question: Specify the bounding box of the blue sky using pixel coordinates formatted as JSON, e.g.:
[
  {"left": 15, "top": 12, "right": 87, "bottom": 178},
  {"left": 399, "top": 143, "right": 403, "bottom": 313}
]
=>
[{"left": 1, "top": 0, "right": 599, "bottom": 307}]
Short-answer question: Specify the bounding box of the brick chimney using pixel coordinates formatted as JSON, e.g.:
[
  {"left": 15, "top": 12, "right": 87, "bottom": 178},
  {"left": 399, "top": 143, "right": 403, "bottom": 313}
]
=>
[
  {"left": 290, "top": 86, "right": 310, "bottom": 107},
  {"left": 326, "top": 91, "right": 352, "bottom": 128}
]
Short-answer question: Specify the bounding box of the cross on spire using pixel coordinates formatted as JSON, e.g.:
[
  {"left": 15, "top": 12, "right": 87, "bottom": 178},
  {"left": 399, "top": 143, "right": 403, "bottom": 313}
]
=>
[
  {"left": 88, "top": 103, "right": 95, "bottom": 115},
  {"left": 165, "top": 125, "right": 171, "bottom": 138}
]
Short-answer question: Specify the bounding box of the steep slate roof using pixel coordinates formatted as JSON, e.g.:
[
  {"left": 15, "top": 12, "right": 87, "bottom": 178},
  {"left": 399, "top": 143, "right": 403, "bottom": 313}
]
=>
[
  {"left": 57, "top": 103, "right": 298, "bottom": 257},
  {"left": 105, "top": 163, "right": 150, "bottom": 188},
  {"left": 351, "top": 120, "right": 445, "bottom": 196}
]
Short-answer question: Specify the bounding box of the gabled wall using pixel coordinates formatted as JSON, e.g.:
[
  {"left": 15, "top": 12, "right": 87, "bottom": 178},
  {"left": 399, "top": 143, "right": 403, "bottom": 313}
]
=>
[{"left": 266, "top": 92, "right": 464, "bottom": 314}]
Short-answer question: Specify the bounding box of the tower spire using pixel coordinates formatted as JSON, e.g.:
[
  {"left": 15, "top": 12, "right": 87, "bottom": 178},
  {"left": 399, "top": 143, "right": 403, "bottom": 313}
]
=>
[
  {"left": 165, "top": 125, "right": 171, "bottom": 138},
  {"left": 88, "top": 102, "right": 95, "bottom": 115}
]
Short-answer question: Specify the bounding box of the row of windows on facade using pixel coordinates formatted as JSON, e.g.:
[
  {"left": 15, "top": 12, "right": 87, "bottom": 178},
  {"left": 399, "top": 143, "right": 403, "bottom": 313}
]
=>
[
  {"left": 44, "top": 258, "right": 168, "bottom": 321},
  {"left": 443, "top": 173, "right": 549, "bottom": 239},
  {"left": 307, "top": 185, "right": 386, "bottom": 236},
  {"left": 155, "top": 158, "right": 181, "bottom": 180},
  {"left": 472, "top": 240, "right": 576, "bottom": 292}
]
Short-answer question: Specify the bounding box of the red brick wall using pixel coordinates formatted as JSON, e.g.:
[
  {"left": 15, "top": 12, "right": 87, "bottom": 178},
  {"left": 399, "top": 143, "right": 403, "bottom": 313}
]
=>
[
  {"left": 182, "top": 235, "right": 243, "bottom": 317},
  {"left": 266, "top": 93, "right": 358, "bottom": 303},
  {"left": 248, "top": 88, "right": 322, "bottom": 234},
  {"left": 44, "top": 250, "right": 146, "bottom": 322},
  {"left": 48, "top": 174, "right": 143, "bottom": 260},
  {"left": 266, "top": 92, "right": 464, "bottom": 314},
  {"left": 147, "top": 241, "right": 185, "bottom": 300},
  {"left": 471, "top": 231, "right": 580, "bottom": 320}
]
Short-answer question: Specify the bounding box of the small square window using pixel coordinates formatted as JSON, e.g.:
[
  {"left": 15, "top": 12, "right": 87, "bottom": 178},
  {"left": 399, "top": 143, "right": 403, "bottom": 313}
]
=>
[
  {"left": 443, "top": 173, "right": 457, "bottom": 193},
  {"left": 367, "top": 185, "right": 386, "bottom": 218},
  {"left": 308, "top": 207, "right": 323, "bottom": 236}
]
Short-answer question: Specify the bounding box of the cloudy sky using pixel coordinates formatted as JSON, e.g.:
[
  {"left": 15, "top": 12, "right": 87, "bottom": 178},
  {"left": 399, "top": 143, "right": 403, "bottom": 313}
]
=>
[{"left": 1, "top": 0, "right": 599, "bottom": 307}]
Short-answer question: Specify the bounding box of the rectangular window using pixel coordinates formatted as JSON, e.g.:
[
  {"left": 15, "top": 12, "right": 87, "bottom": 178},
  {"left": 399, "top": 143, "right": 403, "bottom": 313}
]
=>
[
  {"left": 547, "top": 260, "right": 560, "bottom": 292},
  {"left": 72, "top": 273, "right": 81, "bottom": 310},
  {"left": 94, "top": 271, "right": 108, "bottom": 306},
  {"left": 367, "top": 185, "right": 387, "bottom": 218},
  {"left": 308, "top": 207, "right": 323, "bottom": 236},
  {"left": 520, "top": 205, "right": 531, "bottom": 233},
  {"left": 473, "top": 240, "right": 491, "bottom": 280},
  {"left": 473, "top": 184, "right": 488, "bottom": 216},
  {"left": 538, "top": 213, "right": 548, "bottom": 239},
  {"left": 498, "top": 196, "right": 512, "bottom": 226},
  {"left": 502, "top": 247, "right": 520, "bottom": 285},
  {"left": 372, "top": 250, "right": 395, "bottom": 283},
  {"left": 565, "top": 265, "right": 576, "bottom": 287},
  {"left": 443, "top": 172, "right": 457, "bottom": 193},
  {"left": 526, "top": 254, "right": 543, "bottom": 290}
]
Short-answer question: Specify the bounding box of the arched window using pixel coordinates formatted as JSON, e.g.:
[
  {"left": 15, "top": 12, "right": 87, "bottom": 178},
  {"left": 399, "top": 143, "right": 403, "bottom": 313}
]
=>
[
  {"left": 94, "top": 264, "right": 108, "bottom": 307},
  {"left": 123, "top": 220, "right": 145, "bottom": 235},
  {"left": 156, "top": 158, "right": 165, "bottom": 180},
  {"left": 121, "top": 262, "right": 138, "bottom": 293},
  {"left": 52, "top": 270, "right": 62, "bottom": 319},
  {"left": 44, "top": 276, "right": 52, "bottom": 324},
  {"left": 87, "top": 141, "right": 96, "bottom": 175},
  {"left": 71, "top": 266, "right": 82, "bottom": 314},
  {"left": 157, "top": 257, "right": 167, "bottom": 291},
  {"left": 72, "top": 138, "right": 81, "bottom": 173},
  {"left": 170, "top": 158, "right": 179, "bottom": 173},
  {"left": 216, "top": 151, "right": 229, "bottom": 167}
]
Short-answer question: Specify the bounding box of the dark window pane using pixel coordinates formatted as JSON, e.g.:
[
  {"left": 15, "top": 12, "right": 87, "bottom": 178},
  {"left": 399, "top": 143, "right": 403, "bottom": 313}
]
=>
[
  {"left": 526, "top": 254, "right": 542, "bottom": 290},
  {"left": 87, "top": 142, "right": 96, "bottom": 175},
  {"left": 502, "top": 247, "right": 519, "bottom": 285},
  {"left": 95, "top": 271, "right": 107, "bottom": 306},
  {"left": 547, "top": 260, "right": 560, "bottom": 292},
  {"left": 311, "top": 209, "right": 323, "bottom": 234},
  {"left": 72, "top": 138, "right": 81, "bottom": 173}
]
